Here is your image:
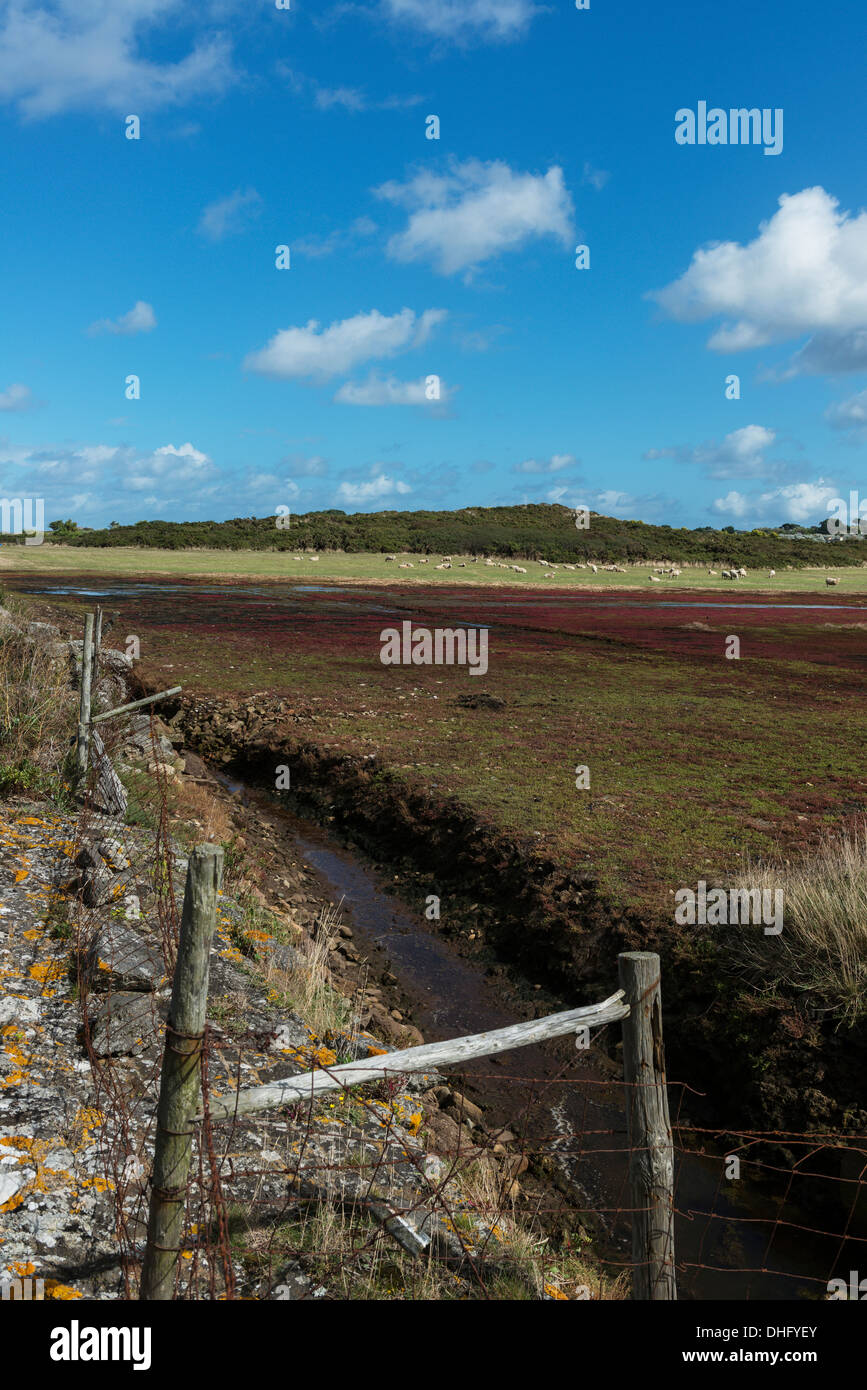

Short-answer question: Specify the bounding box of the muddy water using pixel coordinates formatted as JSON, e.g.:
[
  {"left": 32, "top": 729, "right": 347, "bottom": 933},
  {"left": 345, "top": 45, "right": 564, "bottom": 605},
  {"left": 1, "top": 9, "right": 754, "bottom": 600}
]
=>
[{"left": 218, "top": 773, "right": 849, "bottom": 1302}]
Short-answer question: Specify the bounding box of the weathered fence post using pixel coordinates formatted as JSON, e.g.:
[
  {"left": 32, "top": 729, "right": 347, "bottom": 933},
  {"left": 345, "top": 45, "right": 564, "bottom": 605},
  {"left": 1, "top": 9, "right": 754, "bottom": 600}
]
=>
[
  {"left": 73, "top": 612, "right": 94, "bottom": 790},
  {"left": 140, "top": 843, "right": 224, "bottom": 1300},
  {"left": 617, "top": 951, "right": 676, "bottom": 1300},
  {"left": 93, "top": 606, "right": 103, "bottom": 682}
]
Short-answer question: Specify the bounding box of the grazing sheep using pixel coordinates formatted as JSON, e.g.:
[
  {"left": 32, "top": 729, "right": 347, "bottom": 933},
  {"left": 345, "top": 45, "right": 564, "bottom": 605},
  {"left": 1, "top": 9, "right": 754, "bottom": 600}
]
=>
[
  {"left": 826, "top": 576, "right": 840, "bottom": 586},
  {"left": 708, "top": 570, "right": 718, "bottom": 576},
  {"left": 768, "top": 569, "right": 775, "bottom": 578},
  {"left": 309, "top": 555, "right": 320, "bottom": 561},
  {"left": 435, "top": 562, "right": 450, "bottom": 570},
  {"left": 512, "top": 565, "right": 527, "bottom": 573},
  {"left": 649, "top": 574, "right": 661, "bottom": 582},
  {"left": 589, "top": 563, "right": 598, "bottom": 574},
  {"left": 418, "top": 557, "right": 429, "bottom": 564}
]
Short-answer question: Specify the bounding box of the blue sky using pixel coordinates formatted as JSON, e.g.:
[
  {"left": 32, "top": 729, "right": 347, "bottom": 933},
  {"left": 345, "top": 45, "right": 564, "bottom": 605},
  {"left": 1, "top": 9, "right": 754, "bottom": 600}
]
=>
[{"left": 1, "top": 0, "right": 866, "bottom": 531}]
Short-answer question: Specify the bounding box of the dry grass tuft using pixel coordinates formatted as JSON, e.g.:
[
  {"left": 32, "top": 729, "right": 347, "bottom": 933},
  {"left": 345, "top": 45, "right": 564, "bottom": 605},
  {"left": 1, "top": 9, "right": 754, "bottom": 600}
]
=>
[{"left": 728, "top": 822, "right": 867, "bottom": 1025}]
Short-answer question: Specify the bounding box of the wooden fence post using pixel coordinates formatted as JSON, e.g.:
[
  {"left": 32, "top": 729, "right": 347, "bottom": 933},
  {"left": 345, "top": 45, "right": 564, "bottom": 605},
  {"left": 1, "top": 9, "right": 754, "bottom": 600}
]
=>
[
  {"left": 73, "top": 612, "right": 94, "bottom": 790},
  {"left": 93, "top": 606, "right": 103, "bottom": 682},
  {"left": 617, "top": 951, "right": 676, "bottom": 1300},
  {"left": 139, "top": 843, "right": 224, "bottom": 1300}
]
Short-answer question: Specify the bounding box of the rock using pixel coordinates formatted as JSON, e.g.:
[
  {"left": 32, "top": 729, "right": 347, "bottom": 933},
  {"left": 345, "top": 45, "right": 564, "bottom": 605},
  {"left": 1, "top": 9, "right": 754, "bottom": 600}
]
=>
[
  {"left": 81, "top": 921, "right": 166, "bottom": 992},
  {"left": 26, "top": 621, "right": 60, "bottom": 639},
  {"left": 180, "top": 750, "right": 210, "bottom": 779},
  {"left": 147, "top": 761, "right": 177, "bottom": 778},
  {"left": 269, "top": 942, "right": 305, "bottom": 973},
  {"left": 86, "top": 992, "right": 168, "bottom": 1057},
  {"left": 96, "top": 837, "right": 130, "bottom": 872},
  {"left": 269, "top": 1018, "right": 310, "bottom": 1052},
  {"left": 0, "top": 1165, "right": 33, "bottom": 1207},
  {"left": 500, "top": 1153, "right": 529, "bottom": 1181},
  {"left": 0, "top": 997, "right": 40, "bottom": 1027},
  {"left": 267, "top": 1261, "right": 329, "bottom": 1301},
  {"left": 446, "top": 1091, "right": 484, "bottom": 1126},
  {"left": 73, "top": 844, "right": 114, "bottom": 908}
]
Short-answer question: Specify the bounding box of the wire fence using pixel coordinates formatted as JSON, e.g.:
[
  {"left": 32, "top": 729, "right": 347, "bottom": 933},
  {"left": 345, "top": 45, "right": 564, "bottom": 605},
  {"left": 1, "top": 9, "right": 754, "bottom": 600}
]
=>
[{"left": 62, "top": 694, "right": 867, "bottom": 1303}]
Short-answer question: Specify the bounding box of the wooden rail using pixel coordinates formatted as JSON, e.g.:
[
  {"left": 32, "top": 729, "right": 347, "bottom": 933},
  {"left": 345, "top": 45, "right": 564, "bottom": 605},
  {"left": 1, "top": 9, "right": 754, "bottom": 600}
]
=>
[{"left": 194, "top": 992, "right": 630, "bottom": 1122}]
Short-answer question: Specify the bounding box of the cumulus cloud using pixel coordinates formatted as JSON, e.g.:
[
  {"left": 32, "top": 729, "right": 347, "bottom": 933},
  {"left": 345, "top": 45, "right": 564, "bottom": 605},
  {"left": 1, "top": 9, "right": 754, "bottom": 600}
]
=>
[
  {"left": 0, "top": 383, "right": 34, "bottom": 411},
  {"left": 334, "top": 373, "right": 453, "bottom": 406},
  {"left": 376, "top": 159, "right": 574, "bottom": 277},
  {"left": 197, "top": 187, "right": 262, "bottom": 241},
  {"left": 513, "top": 453, "right": 576, "bottom": 474},
  {"left": 88, "top": 300, "right": 157, "bottom": 336},
  {"left": 0, "top": 436, "right": 217, "bottom": 521},
  {"left": 0, "top": 1, "right": 237, "bottom": 120},
  {"left": 244, "top": 308, "right": 446, "bottom": 383},
  {"left": 649, "top": 188, "right": 867, "bottom": 369},
  {"left": 645, "top": 425, "right": 778, "bottom": 479},
  {"left": 712, "top": 479, "right": 841, "bottom": 524},
  {"left": 335, "top": 472, "right": 412, "bottom": 505},
  {"left": 377, "top": 0, "right": 542, "bottom": 43}
]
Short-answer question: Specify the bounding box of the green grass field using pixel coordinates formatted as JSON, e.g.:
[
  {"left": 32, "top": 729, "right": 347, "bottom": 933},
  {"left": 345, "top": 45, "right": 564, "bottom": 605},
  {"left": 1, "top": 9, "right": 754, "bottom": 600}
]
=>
[{"left": 4, "top": 543, "right": 867, "bottom": 593}]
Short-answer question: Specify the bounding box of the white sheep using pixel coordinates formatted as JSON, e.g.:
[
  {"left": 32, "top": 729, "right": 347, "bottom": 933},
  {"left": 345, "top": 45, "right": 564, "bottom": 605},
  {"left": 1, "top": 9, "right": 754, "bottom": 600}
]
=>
[
  {"left": 768, "top": 569, "right": 776, "bottom": 578},
  {"left": 649, "top": 574, "right": 661, "bottom": 582},
  {"left": 826, "top": 576, "right": 840, "bottom": 586}
]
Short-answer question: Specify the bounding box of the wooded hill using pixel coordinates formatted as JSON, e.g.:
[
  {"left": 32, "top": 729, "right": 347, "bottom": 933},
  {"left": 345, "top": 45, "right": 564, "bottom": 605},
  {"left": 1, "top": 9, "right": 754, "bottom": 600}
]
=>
[{"left": 46, "top": 504, "right": 865, "bottom": 568}]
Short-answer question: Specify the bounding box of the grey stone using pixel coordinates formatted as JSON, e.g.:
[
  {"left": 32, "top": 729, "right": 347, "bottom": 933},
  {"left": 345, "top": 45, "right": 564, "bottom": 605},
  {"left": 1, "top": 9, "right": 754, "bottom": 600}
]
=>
[
  {"left": 87, "top": 992, "right": 167, "bottom": 1057},
  {"left": 95, "top": 837, "right": 130, "bottom": 872},
  {"left": 73, "top": 844, "right": 114, "bottom": 908},
  {"left": 0, "top": 997, "right": 40, "bottom": 1027},
  {"left": 81, "top": 921, "right": 166, "bottom": 992}
]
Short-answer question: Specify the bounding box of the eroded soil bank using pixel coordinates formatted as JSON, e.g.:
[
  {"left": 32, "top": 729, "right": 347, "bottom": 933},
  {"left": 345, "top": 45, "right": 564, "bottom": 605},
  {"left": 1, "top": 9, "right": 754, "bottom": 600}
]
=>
[{"left": 140, "top": 673, "right": 867, "bottom": 1307}]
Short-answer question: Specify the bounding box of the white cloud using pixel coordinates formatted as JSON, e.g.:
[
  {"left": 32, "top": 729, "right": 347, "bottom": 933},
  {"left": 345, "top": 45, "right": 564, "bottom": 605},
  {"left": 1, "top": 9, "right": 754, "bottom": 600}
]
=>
[
  {"left": 334, "top": 373, "right": 453, "bottom": 406},
  {"left": 152, "top": 442, "right": 210, "bottom": 470},
  {"left": 336, "top": 472, "right": 412, "bottom": 505},
  {"left": 377, "top": 159, "right": 574, "bottom": 277},
  {"left": 0, "top": 1, "right": 237, "bottom": 120},
  {"left": 581, "top": 162, "right": 610, "bottom": 191},
  {"left": 0, "top": 383, "right": 33, "bottom": 411},
  {"left": 645, "top": 425, "right": 778, "bottom": 479},
  {"left": 378, "top": 0, "right": 541, "bottom": 43},
  {"left": 88, "top": 300, "right": 157, "bottom": 336},
  {"left": 293, "top": 217, "right": 378, "bottom": 259},
  {"left": 514, "top": 453, "right": 576, "bottom": 474},
  {"left": 650, "top": 188, "right": 867, "bottom": 368},
  {"left": 244, "top": 307, "right": 446, "bottom": 383},
  {"left": 197, "top": 187, "right": 262, "bottom": 241},
  {"left": 825, "top": 387, "right": 867, "bottom": 438},
  {"left": 712, "top": 479, "right": 841, "bottom": 524}
]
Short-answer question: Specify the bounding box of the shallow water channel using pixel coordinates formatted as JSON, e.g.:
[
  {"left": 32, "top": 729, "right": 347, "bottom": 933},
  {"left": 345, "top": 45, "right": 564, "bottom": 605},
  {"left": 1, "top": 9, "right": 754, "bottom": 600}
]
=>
[{"left": 219, "top": 774, "right": 855, "bottom": 1302}]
